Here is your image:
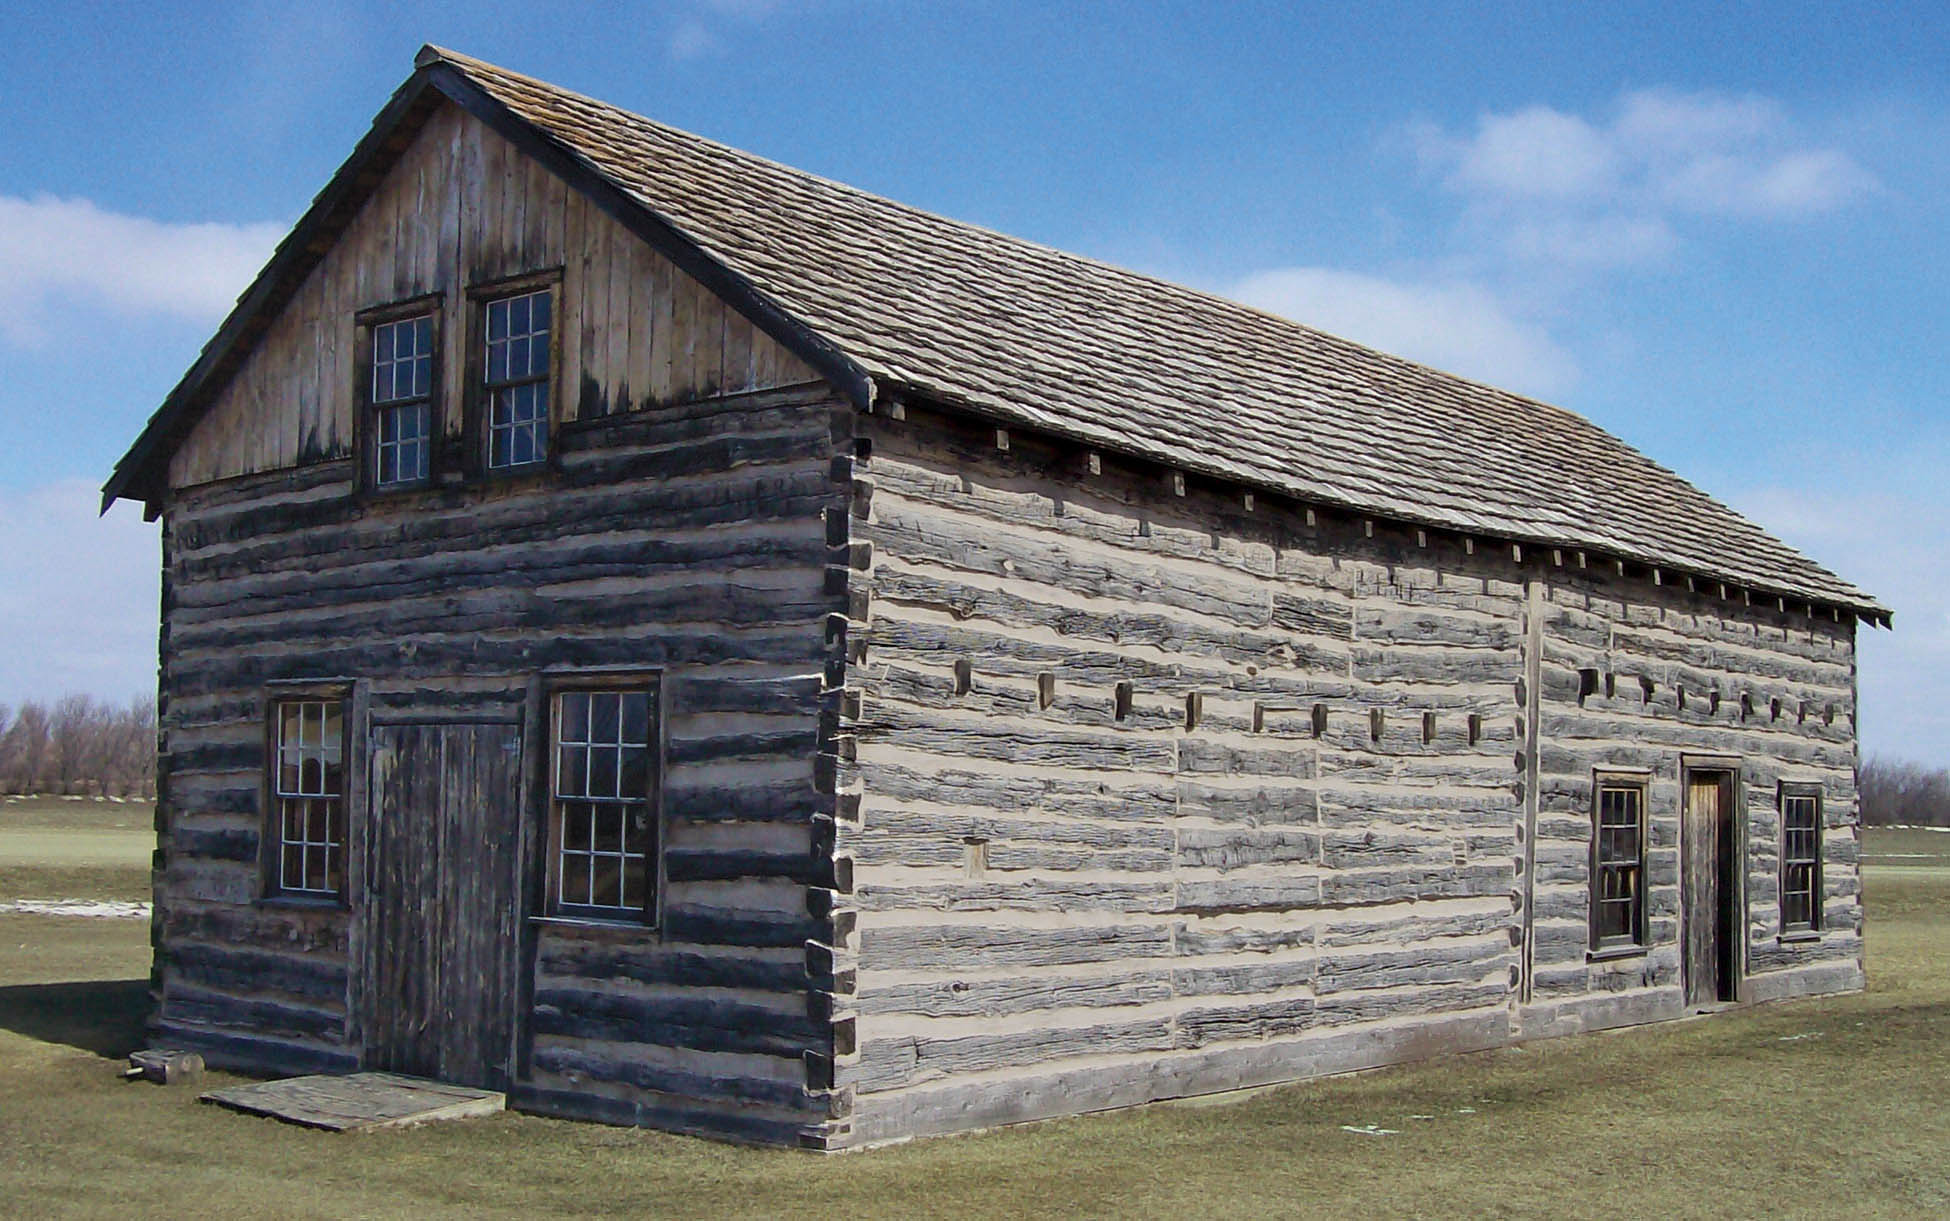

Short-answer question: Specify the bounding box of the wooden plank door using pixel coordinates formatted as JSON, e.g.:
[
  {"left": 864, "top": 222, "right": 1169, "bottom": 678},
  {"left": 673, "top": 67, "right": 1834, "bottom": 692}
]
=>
[
  {"left": 365, "top": 722, "right": 525, "bottom": 1088},
  {"left": 1683, "top": 771, "right": 1739, "bottom": 1007}
]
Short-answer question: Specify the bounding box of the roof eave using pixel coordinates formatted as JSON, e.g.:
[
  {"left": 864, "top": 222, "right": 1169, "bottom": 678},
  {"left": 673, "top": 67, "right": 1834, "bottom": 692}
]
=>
[
  {"left": 101, "top": 68, "right": 449, "bottom": 515},
  {"left": 882, "top": 378, "right": 1892, "bottom": 626}
]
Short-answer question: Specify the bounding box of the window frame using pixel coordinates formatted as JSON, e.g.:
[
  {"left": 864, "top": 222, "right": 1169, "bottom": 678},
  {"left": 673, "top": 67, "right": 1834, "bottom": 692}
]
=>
[
  {"left": 1779, "top": 782, "right": 1825, "bottom": 937},
  {"left": 1588, "top": 771, "right": 1651, "bottom": 954},
  {"left": 542, "top": 673, "right": 664, "bottom": 928},
  {"left": 354, "top": 294, "right": 444, "bottom": 493},
  {"left": 467, "top": 270, "right": 562, "bottom": 477},
  {"left": 261, "top": 688, "right": 352, "bottom": 906}
]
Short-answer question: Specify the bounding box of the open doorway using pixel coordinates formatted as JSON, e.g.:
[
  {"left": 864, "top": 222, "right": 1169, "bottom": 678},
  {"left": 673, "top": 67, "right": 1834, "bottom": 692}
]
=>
[{"left": 1682, "top": 765, "right": 1742, "bottom": 1007}]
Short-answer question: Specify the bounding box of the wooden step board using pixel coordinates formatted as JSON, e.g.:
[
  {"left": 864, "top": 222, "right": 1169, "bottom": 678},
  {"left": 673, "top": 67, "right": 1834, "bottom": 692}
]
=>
[{"left": 201, "top": 1072, "right": 505, "bottom": 1132}]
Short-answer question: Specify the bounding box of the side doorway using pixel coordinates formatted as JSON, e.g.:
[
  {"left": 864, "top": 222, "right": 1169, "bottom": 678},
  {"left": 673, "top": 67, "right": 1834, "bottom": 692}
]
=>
[
  {"left": 1682, "top": 764, "right": 1742, "bottom": 1008},
  {"left": 363, "top": 720, "right": 526, "bottom": 1088}
]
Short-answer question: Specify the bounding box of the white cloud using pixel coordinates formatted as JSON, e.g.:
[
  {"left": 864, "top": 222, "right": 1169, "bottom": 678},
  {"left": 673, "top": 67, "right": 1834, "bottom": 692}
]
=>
[
  {"left": 1229, "top": 267, "right": 1578, "bottom": 399},
  {"left": 0, "top": 195, "right": 282, "bottom": 345},
  {"left": 1497, "top": 213, "right": 1677, "bottom": 270},
  {"left": 0, "top": 480, "right": 159, "bottom": 706},
  {"left": 668, "top": 0, "right": 792, "bottom": 60},
  {"left": 1439, "top": 106, "right": 1620, "bottom": 200},
  {"left": 1411, "top": 88, "right": 1878, "bottom": 272},
  {"left": 668, "top": 18, "right": 719, "bottom": 60}
]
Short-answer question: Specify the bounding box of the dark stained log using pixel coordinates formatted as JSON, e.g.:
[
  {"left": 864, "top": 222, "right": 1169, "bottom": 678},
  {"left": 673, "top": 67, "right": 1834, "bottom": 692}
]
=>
[
  {"left": 150, "top": 1025, "right": 358, "bottom": 1077},
  {"left": 511, "top": 1083, "right": 814, "bottom": 1147},
  {"left": 165, "top": 943, "right": 348, "bottom": 1004},
  {"left": 530, "top": 987, "right": 823, "bottom": 1056},
  {"left": 530, "top": 1043, "right": 818, "bottom": 1111},
  {"left": 537, "top": 942, "right": 805, "bottom": 993},
  {"left": 162, "top": 984, "right": 346, "bottom": 1042}
]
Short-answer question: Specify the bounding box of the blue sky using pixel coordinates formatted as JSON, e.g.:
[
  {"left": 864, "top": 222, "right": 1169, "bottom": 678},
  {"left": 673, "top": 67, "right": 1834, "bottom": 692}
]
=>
[{"left": 1, "top": 1, "right": 1945, "bottom": 761}]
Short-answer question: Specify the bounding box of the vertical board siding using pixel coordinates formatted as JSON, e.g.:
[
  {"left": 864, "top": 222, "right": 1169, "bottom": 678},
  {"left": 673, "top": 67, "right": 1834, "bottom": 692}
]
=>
[
  {"left": 836, "top": 413, "right": 1862, "bottom": 1143},
  {"left": 166, "top": 102, "right": 815, "bottom": 490}
]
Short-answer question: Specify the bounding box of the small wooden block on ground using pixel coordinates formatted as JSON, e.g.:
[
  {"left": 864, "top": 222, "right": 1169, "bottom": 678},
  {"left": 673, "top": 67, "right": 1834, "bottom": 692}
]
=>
[
  {"left": 128, "top": 1049, "right": 205, "bottom": 1085},
  {"left": 200, "top": 1072, "right": 505, "bottom": 1132}
]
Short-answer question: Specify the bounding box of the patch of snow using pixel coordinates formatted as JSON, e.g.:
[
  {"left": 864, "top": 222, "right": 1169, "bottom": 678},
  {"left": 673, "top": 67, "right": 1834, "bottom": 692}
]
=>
[
  {"left": 0, "top": 899, "right": 151, "bottom": 919},
  {"left": 1340, "top": 1124, "right": 1398, "bottom": 1136}
]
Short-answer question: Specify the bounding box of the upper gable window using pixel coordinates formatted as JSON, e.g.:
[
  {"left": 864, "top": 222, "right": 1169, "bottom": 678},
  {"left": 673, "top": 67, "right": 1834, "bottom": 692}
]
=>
[
  {"left": 483, "top": 289, "right": 552, "bottom": 470},
  {"left": 370, "top": 314, "right": 435, "bottom": 487}
]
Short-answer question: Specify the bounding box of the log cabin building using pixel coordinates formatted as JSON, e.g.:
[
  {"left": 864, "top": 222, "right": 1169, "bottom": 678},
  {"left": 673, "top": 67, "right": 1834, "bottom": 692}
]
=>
[{"left": 104, "top": 47, "right": 1887, "bottom": 1148}]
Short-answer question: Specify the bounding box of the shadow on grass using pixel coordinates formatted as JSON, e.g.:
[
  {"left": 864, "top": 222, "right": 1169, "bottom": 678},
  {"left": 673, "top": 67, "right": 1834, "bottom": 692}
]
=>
[{"left": 0, "top": 979, "right": 149, "bottom": 1058}]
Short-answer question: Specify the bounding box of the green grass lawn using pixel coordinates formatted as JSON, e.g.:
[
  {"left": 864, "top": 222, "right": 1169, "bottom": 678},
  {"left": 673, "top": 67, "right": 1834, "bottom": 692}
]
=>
[
  {"left": 0, "top": 795, "right": 154, "bottom": 905},
  {"left": 2, "top": 808, "right": 1946, "bottom": 1218}
]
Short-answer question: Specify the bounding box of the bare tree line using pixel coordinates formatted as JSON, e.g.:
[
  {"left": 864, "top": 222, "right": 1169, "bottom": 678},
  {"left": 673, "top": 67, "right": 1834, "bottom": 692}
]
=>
[
  {"left": 1859, "top": 756, "right": 1950, "bottom": 828},
  {"left": 0, "top": 693, "right": 1942, "bottom": 820},
  {"left": 0, "top": 695, "right": 157, "bottom": 798}
]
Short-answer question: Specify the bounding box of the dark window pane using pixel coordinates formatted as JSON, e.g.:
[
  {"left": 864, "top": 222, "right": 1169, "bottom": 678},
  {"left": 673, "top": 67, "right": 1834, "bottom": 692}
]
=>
[
  {"left": 561, "top": 692, "right": 589, "bottom": 743},
  {"left": 591, "top": 693, "right": 619, "bottom": 743},
  {"left": 557, "top": 745, "right": 587, "bottom": 798},
  {"left": 563, "top": 801, "right": 592, "bottom": 850},
  {"left": 587, "top": 747, "right": 619, "bottom": 798},
  {"left": 621, "top": 693, "right": 649, "bottom": 745},
  {"left": 590, "top": 854, "right": 623, "bottom": 908},
  {"left": 620, "top": 747, "right": 649, "bottom": 799},
  {"left": 594, "top": 808, "right": 624, "bottom": 854},
  {"left": 559, "top": 854, "right": 590, "bottom": 907}
]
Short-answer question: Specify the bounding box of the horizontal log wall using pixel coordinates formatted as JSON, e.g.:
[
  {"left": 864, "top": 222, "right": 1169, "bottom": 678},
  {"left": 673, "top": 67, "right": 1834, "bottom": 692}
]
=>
[
  {"left": 154, "top": 380, "right": 851, "bottom": 1142},
  {"left": 833, "top": 409, "right": 1862, "bottom": 1145},
  {"left": 168, "top": 99, "right": 812, "bottom": 489}
]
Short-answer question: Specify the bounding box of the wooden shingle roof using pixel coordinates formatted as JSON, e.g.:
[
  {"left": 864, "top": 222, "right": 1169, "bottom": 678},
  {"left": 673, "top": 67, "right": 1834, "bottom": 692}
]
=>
[{"left": 107, "top": 46, "right": 1884, "bottom": 620}]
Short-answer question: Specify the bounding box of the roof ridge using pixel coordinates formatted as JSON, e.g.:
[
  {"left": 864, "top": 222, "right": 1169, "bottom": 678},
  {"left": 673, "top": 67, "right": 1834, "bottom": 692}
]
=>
[
  {"left": 425, "top": 46, "right": 1618, "bottom": 444},
  {"left": 104, "top": 45, "right": 1882, "bottom": 617}
]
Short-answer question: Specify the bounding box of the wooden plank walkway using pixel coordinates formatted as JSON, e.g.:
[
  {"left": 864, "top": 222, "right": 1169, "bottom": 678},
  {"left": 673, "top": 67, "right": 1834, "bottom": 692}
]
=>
[{"left": 200, "top": 1072, "right": 505, "bottom": 1132}]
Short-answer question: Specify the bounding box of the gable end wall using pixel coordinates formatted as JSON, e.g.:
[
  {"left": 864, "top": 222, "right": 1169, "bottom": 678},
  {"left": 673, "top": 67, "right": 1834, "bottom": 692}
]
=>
[{"left": 149, "top": 99, "right": 855, "bottom": 1146}]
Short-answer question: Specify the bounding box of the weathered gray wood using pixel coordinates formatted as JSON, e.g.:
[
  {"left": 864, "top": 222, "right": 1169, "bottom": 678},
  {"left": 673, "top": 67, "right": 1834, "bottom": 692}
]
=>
[
  {"left": 139, "top": 85, "right": 1867, "bottom": 1150},
  {"left": 364, "top": 721, "right": 523, "bottom": 1089},
  {"left": 201, "top": 1072, "right": 504, "bottom": 1131}
]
